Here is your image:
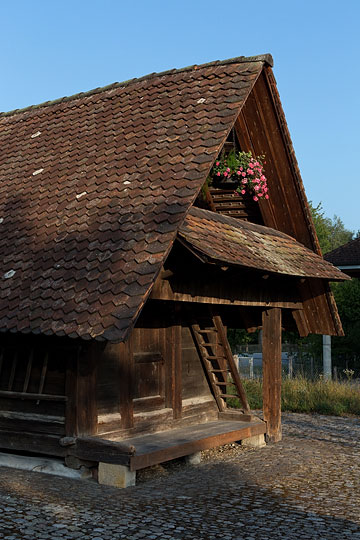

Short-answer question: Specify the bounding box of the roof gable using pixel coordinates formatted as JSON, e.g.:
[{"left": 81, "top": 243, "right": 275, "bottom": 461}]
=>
[{"left": 0, "top": 55, "right": 269, "bottom": 342}]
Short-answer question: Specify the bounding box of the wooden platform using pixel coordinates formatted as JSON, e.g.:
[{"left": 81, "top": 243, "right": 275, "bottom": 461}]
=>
[
  {"left": 124, "top": 419, "right": 266, "bottom": 471},
  {"left": 60, "top": 417, "right": 266, "bottom": 471}
]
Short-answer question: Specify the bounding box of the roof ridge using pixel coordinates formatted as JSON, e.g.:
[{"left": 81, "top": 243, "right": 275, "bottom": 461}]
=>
[{"left": 0, "top": 54, "right": 273, "bottom": 119}]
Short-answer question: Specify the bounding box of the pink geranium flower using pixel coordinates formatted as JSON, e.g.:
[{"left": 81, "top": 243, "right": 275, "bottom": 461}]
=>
[{"left": 210, "top": 150, "right": 268, "bottom": 203}]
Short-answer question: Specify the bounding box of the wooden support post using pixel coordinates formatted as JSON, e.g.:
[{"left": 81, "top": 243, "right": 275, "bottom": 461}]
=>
[
  {"left": 161, "top": 302, "right": 182, "bottom": 420},
  {"left": 164, "top": 324, "right": 182, "bottom": 419},
  {"left": 173, "top": 323, "right": 182, "bottom": 419},
  {"left": 118, "top": 337, "right": 134, "bottom": 429},
  {"left": 262, "top": 308, "right": 282, "bottom": 443},
  {"left": 65, "top": 343, "right": 98, "bottom": 437}
]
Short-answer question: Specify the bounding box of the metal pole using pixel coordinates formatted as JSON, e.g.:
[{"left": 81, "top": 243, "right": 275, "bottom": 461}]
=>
[
  {"left": 323, "top": 335, "right": 332, "bottom": 381},
  {"left": 288, "top": 355, "right": 293, "bottom": 379},
  {"left": 249, "top": 357, "right": 254, "bottom": 379}
]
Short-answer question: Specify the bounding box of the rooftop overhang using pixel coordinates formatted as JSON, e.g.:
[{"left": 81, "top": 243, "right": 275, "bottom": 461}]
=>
[{"left": 178, "top": 207, "right": 350, "bottom": 282}]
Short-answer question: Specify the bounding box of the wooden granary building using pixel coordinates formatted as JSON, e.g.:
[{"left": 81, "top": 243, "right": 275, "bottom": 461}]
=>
[{"left": 0, "top": 54, "right": 347, "bottom": 485}]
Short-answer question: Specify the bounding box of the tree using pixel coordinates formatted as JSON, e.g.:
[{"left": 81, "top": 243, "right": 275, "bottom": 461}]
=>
[
  {"left": 309, "top": 202, "right": 354, "bottom": 254},
  {"left": 331, "top": 280, "right": 360, "bottom": 365},
  {"left": 310, "top": 202, "right": 360, "bottom": 369}
]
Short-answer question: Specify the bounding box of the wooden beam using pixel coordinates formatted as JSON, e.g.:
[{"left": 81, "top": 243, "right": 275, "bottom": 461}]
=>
[
  {"left": 0, "top": 430, "right": 67, "bottom": 457},
  {"left": 262, "top": 307, "right": 282, "bottom": 443},
  {"left": 65, "top": 343, "right": 98, "bottom": 437},
  {"left": 292, "top": 309, "right": 310, "bottom": 337},
  {"left": 61, "top": 435, "right": 136, "bottom": 466},
  {"left": 0, "top": 391, "right": 66, "bottom": 401}
]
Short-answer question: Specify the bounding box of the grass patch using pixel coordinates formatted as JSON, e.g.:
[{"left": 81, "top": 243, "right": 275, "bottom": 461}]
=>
[{"left": 230, "top": 376, "right": 360, "bottom": 416}]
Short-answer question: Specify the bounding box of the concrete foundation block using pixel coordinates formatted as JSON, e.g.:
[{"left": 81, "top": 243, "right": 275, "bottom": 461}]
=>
[
  {"left": 241, "top": 434, "right": 266, "bottom": 448},
  {"left": 185, "top": 452, "right": 202, "bottom": 465},
  {"left": 98, "top": 462, "right": 136, "bottom": 488}
]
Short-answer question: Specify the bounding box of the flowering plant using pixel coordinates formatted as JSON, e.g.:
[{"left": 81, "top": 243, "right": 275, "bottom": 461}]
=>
[{"left": 211, "top": 150, "right": 269, "bottom": 202}]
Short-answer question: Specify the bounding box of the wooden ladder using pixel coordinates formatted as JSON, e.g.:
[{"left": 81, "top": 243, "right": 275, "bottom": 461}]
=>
[{"left": 191, "top": 314, "right": 250, "bottom": 413}]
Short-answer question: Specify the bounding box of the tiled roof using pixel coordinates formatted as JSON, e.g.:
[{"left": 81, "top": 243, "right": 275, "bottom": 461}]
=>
[
  {"left": 179, "top": 207, "right": 349, "bottom": 281},
  {"left": 325, "top": 237, "right": 360, "bottom": 267},
  {"left": 0, "top": 55, "right": 270, "bottom": 342}
]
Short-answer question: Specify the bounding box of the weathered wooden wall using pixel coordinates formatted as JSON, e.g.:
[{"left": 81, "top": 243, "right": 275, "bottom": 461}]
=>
[{"left": 97, "top": 302, "right": 218, "bottom": 438}]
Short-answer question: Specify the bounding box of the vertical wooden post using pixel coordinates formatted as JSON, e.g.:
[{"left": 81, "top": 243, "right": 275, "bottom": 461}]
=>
[
  {"left": 173, "top": 323, "right": 182, "bottom": 419},
  {"left": 262, "top": 308, "right": 282, "bottom": 443},
  {"left": 118, "top": 336, "right": 134, "bottom": 429},
  {"left": 163, "top": 315, "right": 182, "bottom": 419},
  {"left": 65, "top": 342, "right": 98, "bottom": 437}
]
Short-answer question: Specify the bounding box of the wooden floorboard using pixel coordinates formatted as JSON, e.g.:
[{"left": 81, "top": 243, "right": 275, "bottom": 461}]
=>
[{"left": 122, "top": 420, "right": 266, "bottom": 471}]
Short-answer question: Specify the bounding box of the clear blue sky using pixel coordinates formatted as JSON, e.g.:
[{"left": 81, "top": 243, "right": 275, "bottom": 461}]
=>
[{"left": 1, "top": 0, "right": 359, "bottom": 232}]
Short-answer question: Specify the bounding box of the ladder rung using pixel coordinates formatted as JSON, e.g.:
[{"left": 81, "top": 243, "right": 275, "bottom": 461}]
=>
[
  {"left": 210, "top": 369, "right": 228, "bottom": 373},
  {"left": 214, "top": 382, "right": 229, "bottom": 386},
  {"left": 219, "top": 394, "right": 238, "bottom": 399},
  {"left": 196, "top": 329, "right": 216, "bottom": 334},
  {"left": 205, "top": 355, "right": 226, "bottom": 361}
]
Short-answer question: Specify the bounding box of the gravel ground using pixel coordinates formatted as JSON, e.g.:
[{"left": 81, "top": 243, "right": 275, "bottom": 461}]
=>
[{"left": 0, "top": 412, "right": 360, "bottom": 539}]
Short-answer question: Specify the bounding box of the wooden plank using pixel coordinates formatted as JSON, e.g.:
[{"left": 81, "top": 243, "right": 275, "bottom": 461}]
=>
[
  {"left": 133, "top": 395, "right": 165, "bottom": 413},
  {"left": 292, "top": 308, "right": 310, "bottom": 337},
  {"left": 63, "top": 435, "right": 136, "bottom": 466},
  {"left": 218, "top": 411, "right": 261, "bottom": 423},
  {"left": 0, "top": 429, "right": 67, "bottom": 457},
  {"left": 22, "top": 349, "right": 33, "bottom": 393},
  {"left": 0, "top": 411, "right": 65, "bottom": 436},
  {"left": 262, "top": 307, "right": 282, "bottom": 443},
  {"left": 0, "top": 390, "right": 66, "bottom": 401},
  {"left": 37, "top": 353, "right": 48, "bottom": 396},
  {"left": 8, "top": 351, "right": 17, "bottom": 391},
  {"left": 128, "top": 420, "right": 266, "bottom": 471}
]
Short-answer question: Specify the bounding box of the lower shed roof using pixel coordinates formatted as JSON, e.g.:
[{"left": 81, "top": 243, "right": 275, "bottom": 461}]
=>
[{"left": 179, "top": 208, "right": 348, "bottom": 281}]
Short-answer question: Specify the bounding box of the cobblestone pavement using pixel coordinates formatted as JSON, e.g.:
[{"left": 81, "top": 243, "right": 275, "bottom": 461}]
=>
[{"left": 1, "top": 413, "right": 360, "bottom": 539}]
